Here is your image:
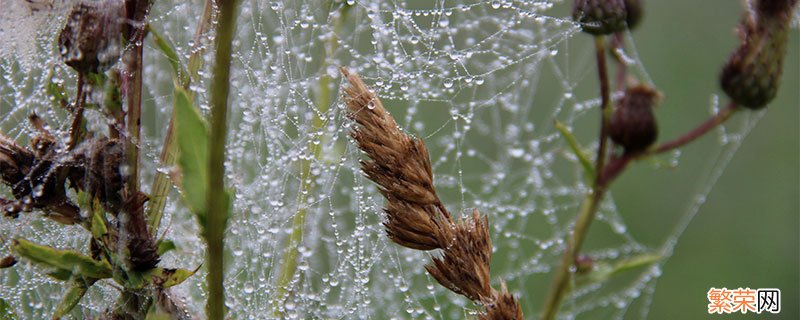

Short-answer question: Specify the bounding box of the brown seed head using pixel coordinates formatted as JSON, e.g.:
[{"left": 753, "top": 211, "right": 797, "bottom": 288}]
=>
[
  {"left": 425, "top": 209, "right": 494, "bottom": 302},
  {"left": 609, "top": 84, "right": 660, "bottom": 154},
  {"left": 478, "top": 283, "right": 524, "bottom": 320},
  {"left": 59, "top": 1, "right": 125, "bottom": 74},
  {"left": 720, "top": 0, "right": 797, "bottom": 109},
  {"left": 573, "top": 0, "right": 628, "bottom": 35},
  {"left": 624, "top": 0, "right": 644, "bottom": 30}
]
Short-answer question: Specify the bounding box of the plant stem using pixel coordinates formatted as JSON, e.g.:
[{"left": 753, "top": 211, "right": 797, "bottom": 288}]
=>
[
  {"left": 653, "top": 102, "right": 738, "bottom": 154},
  {"left": 146, "top": 0, "right": 216, "bottom": 234},
  {"left": 206, "top": 1, "right": 239, "bottom": 319},
  {"left": 593, "top": 36, "right": 612, "bottom": 177},
  {"left": 542, "top": 36, "right": 613, "bottom": 320},
  {"left": 273, "top": 4, "right": 349, "bottom": 315}
]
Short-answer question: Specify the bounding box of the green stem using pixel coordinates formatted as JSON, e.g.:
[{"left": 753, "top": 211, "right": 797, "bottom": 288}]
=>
[
  {"left": 206, "top": 1, "right": 239, "bottom": 319},
  {"left": 273, "top": 4, "right": 349, "bottom": 315},
  {"left": 146, "top": 0, "right": 215, "bottom": 235},
  {"left": 541, "top": 36, "right": 612, "bottom": 320},
  {"left": 540, "top": 185, "right": 606, "bottom": 320}
]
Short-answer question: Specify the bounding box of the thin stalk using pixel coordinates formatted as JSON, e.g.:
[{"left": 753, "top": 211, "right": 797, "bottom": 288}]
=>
[
  {"left": 273, "top": 4, "right": 349, "bottom": 315},
  {"left": 146, "top": 0, "right": 216, "bottom": 234},
  {"left": 593, "top": 36, "right": 612, "bottom": 177},
  {"left": 653, "top": 102, "right": 738, "bottom": 154},
  {"left": 542, "top": 100, "right": 740, "bottom": 319},
  {"left": 206, "top": 0, "right": 239, "bottom": 319},
  {"left": 124, "top": 34, "right": 144, "bottom": 195},
  {"left": 541, "top": 36, "right": 613, "bottom": 320}
]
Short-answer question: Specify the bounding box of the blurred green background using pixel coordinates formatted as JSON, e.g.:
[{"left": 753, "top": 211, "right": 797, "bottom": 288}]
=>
[{"left": 574, "top": 1, "right": 799, "bottom": 319}]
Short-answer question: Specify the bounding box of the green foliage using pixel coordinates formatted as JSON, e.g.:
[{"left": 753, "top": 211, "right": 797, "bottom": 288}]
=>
[
  {"left": 148, "top": 25, "right": 190, "bottom": 88},
  {"left": 156, "top": 240, "right": 177, "bottom": 256},
  {"left": 174, "top": 88, "right": 210, "bottom": 231},
  {"left": 555, "top": 120, "right": 595, "bottom": 182},
  {"left": 53, "top": 282, "right": 90, "bottom": 319},
  {"left": 576, "top": 254, "right": 661, "bottom": 288},
  {"left": 0, "top": 298, "right": 17, "bottom": 320},
  {"left": 12, "top": 239, "right": 112, "bottom": 281}
]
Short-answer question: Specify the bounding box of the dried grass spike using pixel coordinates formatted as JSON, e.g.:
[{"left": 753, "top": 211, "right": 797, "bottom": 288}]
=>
[
  {"left": 425, "top": 209, "right": 493, "bottom": 302},
  {"left": 479, "top": 283, "right": 524, "bottom": 320}
]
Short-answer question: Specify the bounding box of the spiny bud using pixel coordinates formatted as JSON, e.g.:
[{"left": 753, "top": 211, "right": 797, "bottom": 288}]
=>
[
  {"left": 572, "top": 0, "right": 628, "bottom": 35},
  {"left": 624, "top": 0, "right": 644, "bottom": 30},
  {"left": 609, "top": 84, "right": 661, "bottom": 154},
  {"left": 720, "top": 0, "right": 798, "bottom": 109},
  {"left": 58, "top": 1, "right": 125, "bottom": 74}
]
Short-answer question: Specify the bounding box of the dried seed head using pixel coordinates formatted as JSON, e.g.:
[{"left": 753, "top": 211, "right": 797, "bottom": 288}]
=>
[
  {"left": 342, "top": 67, "right": 455, "bottom": 251},
  {"left": 624, "top": 0, "right": 644, "bottom": 30},
  {"left": 0, "top": 255, "right": 17, "bottom": 269},
  {"left": 575, "top": 255, "right": 595, "bottom": 274},
  {"left": 609, "top": 84, "right": 660, "bottom": 154},
  {"left": 58, "top": 1, "right": 125, "bottom": 74},
  {"left": 478, "top": 283, "right": 524, "bottom": 320},
  {"left": 573, "top": 0, "right": 628, "bottom": 35},
  {"left": 720, "top": 0, "right": 797, "bottom": 109},
  {"left": 425, "top": 210, "right": 494, "bottom": 302}
]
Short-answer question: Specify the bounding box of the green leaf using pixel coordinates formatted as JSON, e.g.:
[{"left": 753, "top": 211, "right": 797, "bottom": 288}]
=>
[
  {"left": 12, "top": 239, "right": 112, "bottom": 280},
  {"left": 0, "top": 298, "right": 17, "bottom": 320},
  {"left": 46, "top": 72, "right": 70, "bottom": 110},
  {"left": 90, "top": 203, "right": 108, "bottom": 240},
  {"left": 555, "top": 120, "right": 595, "bottom": 182},
  {"left": 155, "top": 240, "right": 177, "bottom": 256},
  {"left": 53, "top": 282, "right": 90, "bottom": 319},
  {"left": 148, "top": 25, "right": 190, "bottom": 89},
  {"left": 174, "top": 88, "right": 210, "bottom": 232},
  {"left": 576, "top": 254, "right": 661, "bottom": 287},
  {"left": 144, "top": 267, "right": 199, "bottom": 288}
]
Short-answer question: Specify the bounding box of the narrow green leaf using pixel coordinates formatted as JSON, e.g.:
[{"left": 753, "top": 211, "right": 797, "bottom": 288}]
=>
[
  {"left": 142, "top": 266, "right": 199, "bottom": 288},
  {"left": 576, "top": 254, "right": 661, "bottom": 288},
  {"left": 90, "top": 203, "right": 108, "bottom": 240},
  {"left": 148, "top": 25, "right": 190, "bottom": 89},
  {"left": 608, "top": 254, "right": 661, "bottom": 277},
  {"left": 0, "top": 298, "right": 17, "bottom": 320},
  {"left": 53, "top": 282, "right": 89, "bottom": 319},
  {"left": 155, "top": 240, "right": 177, "bottom": 256},
  {"left": 12, "top": 239, "right": 112, "bottom": 280},
  {"left": 555, "top": 120, "right": 595, "bottom": 181},
  {"left": 174, "top": 88, "right": 210, "bottom": 231}
]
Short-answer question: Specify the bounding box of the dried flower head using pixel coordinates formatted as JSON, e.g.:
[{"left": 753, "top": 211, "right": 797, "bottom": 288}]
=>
[
  {"left": 341, "top": 67, "right": 453, "bottom": 251},
  {"left": 58, "top": 1, "right": 125, "bottom": 74},
  {"left": 479, "top": 283, "right": 524, "bottom": 320},
  {"left": 573, "top": 0, "right": 628, "bottom": 35},
  {"left": 720, "top": 0, "right": 798, "bottom": 109},
  {"left": 609, "top": 84, "right": 660, "bottom": 154},
  {"left": 425, "top": 210, "right": 494, "bottom": 302},
  {"left": 624, "top": 0, "right": 644, "bottom": 30},
  {"left": 342, "top": 67, "right": 522, "bottom": 318}
]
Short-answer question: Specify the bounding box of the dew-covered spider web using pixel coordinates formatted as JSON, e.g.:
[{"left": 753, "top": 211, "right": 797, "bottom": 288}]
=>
[{"left": 0, "top": 1, "right": 792, "bottom": 319}]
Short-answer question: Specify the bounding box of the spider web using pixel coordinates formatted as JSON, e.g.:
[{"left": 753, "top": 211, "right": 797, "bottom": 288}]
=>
[{"left": 0, "top": 0, "right": 791, "bottom": 319}]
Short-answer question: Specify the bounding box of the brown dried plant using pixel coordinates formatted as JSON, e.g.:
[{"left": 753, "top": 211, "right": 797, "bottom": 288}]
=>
[{"left": 341, "top": 67, "right": 522, "bottom": 319}]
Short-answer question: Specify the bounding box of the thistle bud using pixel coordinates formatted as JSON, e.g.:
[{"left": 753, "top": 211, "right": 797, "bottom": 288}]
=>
[
  {"left": 609, "top": 84, "right": 660, "bottom": 154},
  {"left": 624, "top": 0, "right": 644, "bottom": 30},
  {"left": 720, "top": 0, "right": 798, "bottom": 109},
  {"left": 58, "top": 1, "right": 125, "bottom": 74},
  {"left": 572, "top": 0, "right": 628, "bottom": 35}
]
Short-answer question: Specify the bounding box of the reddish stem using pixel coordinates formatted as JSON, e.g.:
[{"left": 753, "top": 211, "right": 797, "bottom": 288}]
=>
[{"left": 653, "top": 102, "right": 738, "bottom": 154}]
